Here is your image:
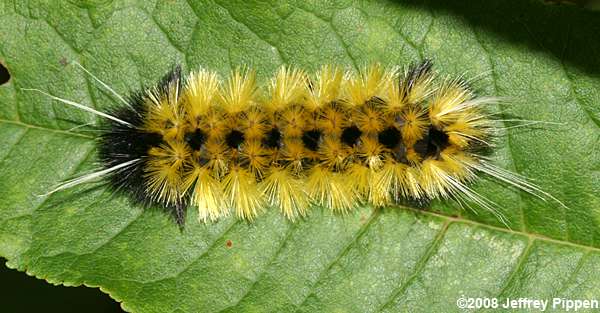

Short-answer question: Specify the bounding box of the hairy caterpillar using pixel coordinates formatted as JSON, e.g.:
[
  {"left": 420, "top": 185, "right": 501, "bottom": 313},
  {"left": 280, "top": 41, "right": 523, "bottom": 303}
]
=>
[{"left": 26, "top": 60, "right": 565, "bottom": 226}]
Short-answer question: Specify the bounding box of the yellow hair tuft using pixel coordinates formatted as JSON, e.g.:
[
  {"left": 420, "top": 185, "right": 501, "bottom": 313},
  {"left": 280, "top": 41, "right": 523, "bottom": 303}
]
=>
[
  {"left": 219, "top": 68, "right": 258, "bottom": 114},
  {"left": 268, "top": 66, "right": 308, "bottom": 110}
]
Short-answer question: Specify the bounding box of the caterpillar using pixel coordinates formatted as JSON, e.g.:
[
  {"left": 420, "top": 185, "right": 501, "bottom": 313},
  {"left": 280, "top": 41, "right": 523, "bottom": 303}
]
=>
[{"left": 27, "top": 60, "right": 565, "bottom": 226}]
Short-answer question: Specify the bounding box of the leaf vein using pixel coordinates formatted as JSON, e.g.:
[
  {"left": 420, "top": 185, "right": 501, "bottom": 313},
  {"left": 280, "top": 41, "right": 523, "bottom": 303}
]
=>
[
  {"left": 207, "top": 0, "right": 286, "bottom": 64},
  {"left": 0, "top": 127, "right": 29, "bottom": 166},
  {"left": 470, "top": 23, "right": 528, "bottom": 233},
  {"left": 374, "top": 220, "right": 450, "bottom": 312},
  {"left": 215, "top": 221, "right": 299, "bottom": 313},
  {"left": 143, "top": 219, "right": 241, "bottom": 284},
  {"left": 292, "top": 209, "right": 381, "bottom": 312},
  {"left": 293, "top": 6, "right": 359, "bottom": 70}
]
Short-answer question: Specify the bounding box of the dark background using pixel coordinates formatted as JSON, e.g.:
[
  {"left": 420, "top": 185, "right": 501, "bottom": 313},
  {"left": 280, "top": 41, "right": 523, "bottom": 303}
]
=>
[{"left": 1, "top": 258, "right": 124, "bottom": 313}]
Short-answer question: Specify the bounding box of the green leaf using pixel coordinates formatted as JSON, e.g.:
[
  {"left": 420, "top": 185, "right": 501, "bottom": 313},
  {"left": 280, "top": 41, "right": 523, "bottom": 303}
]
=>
[{"left": 1, "top": 0, "right": 599, "bottom": 312}]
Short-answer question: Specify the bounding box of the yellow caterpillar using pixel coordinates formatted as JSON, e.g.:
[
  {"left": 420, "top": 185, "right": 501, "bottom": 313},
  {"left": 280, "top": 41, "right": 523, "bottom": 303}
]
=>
[{"left": 30, "top": 60, "right": 562, "bottom": 226}]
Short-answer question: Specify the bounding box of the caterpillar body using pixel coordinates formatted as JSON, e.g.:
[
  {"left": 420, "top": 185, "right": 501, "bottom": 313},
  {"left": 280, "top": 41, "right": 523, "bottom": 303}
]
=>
[{"left": 32, "top": 60, "right": 562, "bottom": 226}]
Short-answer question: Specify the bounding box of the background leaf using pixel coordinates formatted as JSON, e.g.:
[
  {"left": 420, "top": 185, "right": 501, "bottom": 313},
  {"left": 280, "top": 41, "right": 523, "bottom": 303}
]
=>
[{"left": 0, "top": 0, "right": 599, "bottom": 312}]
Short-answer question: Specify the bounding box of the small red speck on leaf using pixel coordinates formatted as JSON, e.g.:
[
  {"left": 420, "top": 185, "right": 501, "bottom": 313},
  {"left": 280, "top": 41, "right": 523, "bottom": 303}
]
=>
[{"left": 226, "top": 240, "right": 233, "bottom": 248}]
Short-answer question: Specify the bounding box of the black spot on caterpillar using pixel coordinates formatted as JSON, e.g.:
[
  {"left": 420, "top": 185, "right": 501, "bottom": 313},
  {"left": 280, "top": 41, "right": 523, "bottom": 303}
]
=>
[{"left": 27, "top": 60, "right": 568, "bottom": 226}]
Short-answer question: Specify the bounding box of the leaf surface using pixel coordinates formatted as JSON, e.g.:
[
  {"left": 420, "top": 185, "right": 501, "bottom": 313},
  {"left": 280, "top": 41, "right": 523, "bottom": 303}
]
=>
[{"left": 0, "top": 0, "right": 599, "bottom": 312}]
